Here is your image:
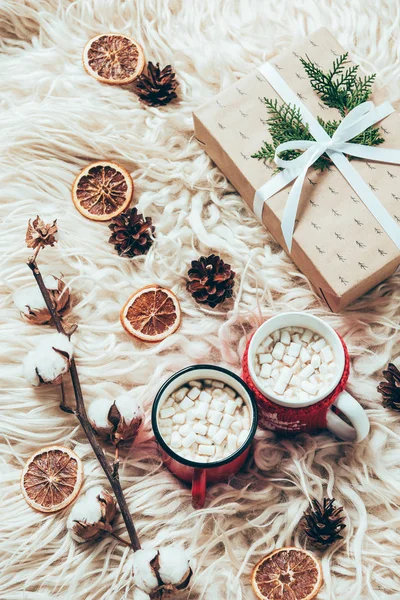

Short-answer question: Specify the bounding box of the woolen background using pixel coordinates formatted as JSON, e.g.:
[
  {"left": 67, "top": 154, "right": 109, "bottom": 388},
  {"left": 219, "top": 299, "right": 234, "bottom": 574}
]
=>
[{"left": 0, "top": 1, "right": 399, "bottom": 598}]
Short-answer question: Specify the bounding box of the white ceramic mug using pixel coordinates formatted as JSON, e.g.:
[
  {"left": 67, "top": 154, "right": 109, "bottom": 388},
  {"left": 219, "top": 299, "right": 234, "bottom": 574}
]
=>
[{"left": 244, "top": 312, "right": 370, "bottom": 442}]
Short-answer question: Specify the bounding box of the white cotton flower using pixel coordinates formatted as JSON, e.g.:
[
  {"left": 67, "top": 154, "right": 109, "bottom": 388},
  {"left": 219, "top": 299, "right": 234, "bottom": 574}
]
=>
[
  {"left": 67, "top": 485, "right": 116, "bottom": 543},
  {"left": 88, "top": 394, "right": 143, "bottom": 444},
  {"left": 132, "top": 546, "right": 192, "bottom": 595},
  {"left": 23, "top": 333, "right": 73, "bottom": 385},
  {"left": 132, "top": 549, "right": 159, "bottom": 594},
  {"left": 13, "top": 276, "right": 69, "bottom": 325},
  {"left": 87, "top": 398, "right": 114, "bottom": 437},
  {"left": 158, "top": 546, "right": 191, "bottom": 585}
]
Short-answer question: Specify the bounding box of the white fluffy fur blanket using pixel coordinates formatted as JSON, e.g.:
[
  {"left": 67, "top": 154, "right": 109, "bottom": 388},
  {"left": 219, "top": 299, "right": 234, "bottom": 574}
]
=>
[{"left": 1, "top": 1, "right": 399, "bottom": 599}]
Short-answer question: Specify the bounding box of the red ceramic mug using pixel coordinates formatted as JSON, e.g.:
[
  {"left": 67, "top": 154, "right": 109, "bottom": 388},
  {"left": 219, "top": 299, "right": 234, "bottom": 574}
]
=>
[
  {"left": 242, "top": 313, "right": 370, "bottom": 442},
  {"left": 152, "top": 365, "right": 258, "bottom": 509}
]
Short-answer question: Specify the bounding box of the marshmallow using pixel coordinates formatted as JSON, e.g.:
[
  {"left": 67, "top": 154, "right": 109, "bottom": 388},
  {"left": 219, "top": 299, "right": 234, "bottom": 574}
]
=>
[
  {"left": 224, "top": 386, "right": 237, "bottom": 398},
  {"left": 299, "top": 364, "right": 314, "bottom": 379},
  {"left": 301, "top": 380, "right": 318, "bottom": 395},
  {"left": 179, "top": 423, "right": 191, "bottom": 436},
  {"left": 227, "top": 434, "right": 238, "bottom": 452},
  {"left": 301, "top": 329, "right": 313, "bottom": 343},
  {"left": 182, "top": 432, "right": 196, "bottom": 448},
  {"left": 312, "top": 338, "right": 327, "bottom": 352},
  {"left": 199, "top": 390, "right": 212, "bottom": 403},
  {"left": 287, "top": 342, "right": 301, "bottom": 358},
  {"left": 282, "top": 354, "right": 296, "bottom": 367},
  {"left": 198, "top": 445, "right": 215, "bottom": 456},
  {"left": 187, "top": 386, "right": 201, "bottom": 400},
  {"left": 300, "top": 347, "right": 311, "bottom": 363},
  {"left": 321, "top": 346, "right": 333, "bottom": 363},
  {"left": 207, "top": 410, "right": 223, "bottom": 426},
  {"left": 210, "top": 399, "right": 225, "bottom": 412},
  {"left": 193, "top": 422, "right": 208, "bottom": 435},
  {"left": 213, "top": 429, "right": 228, "bottom": 445},
  {"left": 231, "top": 420, "right": 243, "bottom": 434},
  {"left": 196, "top": 434, "right": 212, "bottom": 445},
  {"left": 260, "top": 363, "right": 272, "bottom": 378},
  {"left": 192, "top": 402, "right": 209, "bottom": 420},
  {"left": 212, "top": 380, "right": 224, "bottom": 388},
  {"left": 311, "top": 354, "right": 321, "bottom": 369},
  {"left": 160, "top": 407, "right": 175, "bottom": 419},
  {"left": 220, "top": 413, "right": 235, "bottom": 430},
  {"left": 280, "top": 330, "right": 291, "bottom": 345},
  {"left": 172, "top": 413, "right": 186, "bottom": 424},
  {"left": 174, "top": 387, "right": 189, "bottom": 401},
  {"left": 207, "top": 424, "right": 219, "bottom": 438},
  {"left": 272, "top": 342, "right": 285, "bottom": 360},
  {"left": 259, "top": 353, "right": 273, "bottom": 364},
  {"left": 237, "top": 430, "right": 248, "bottom": 447},
  {"left": 170, "top": 432, "right": 182, "bottom": 448},
  {"left": 225, "top": 399, "right": 237, "bottom": 415}
]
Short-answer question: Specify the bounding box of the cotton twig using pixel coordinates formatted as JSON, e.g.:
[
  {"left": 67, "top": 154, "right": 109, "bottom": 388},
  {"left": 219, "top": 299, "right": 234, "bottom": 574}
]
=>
[{"left": 27, "top": 255, "right": 141, "bottom": 552}]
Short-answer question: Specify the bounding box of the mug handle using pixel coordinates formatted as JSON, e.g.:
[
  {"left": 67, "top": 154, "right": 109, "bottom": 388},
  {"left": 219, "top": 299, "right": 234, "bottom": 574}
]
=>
[
  {"left": 326, "top": 390, "right": 370, "bottom": 442},
  {"left": 192, "top": 468, "right": 206, "bottom": 509}
]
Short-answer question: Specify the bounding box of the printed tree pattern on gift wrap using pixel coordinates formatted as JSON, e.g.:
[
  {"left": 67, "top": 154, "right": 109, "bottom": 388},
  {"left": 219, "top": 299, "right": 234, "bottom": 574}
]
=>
[{"left": 207, "top": 34, "right": 400, "bottom": 293}]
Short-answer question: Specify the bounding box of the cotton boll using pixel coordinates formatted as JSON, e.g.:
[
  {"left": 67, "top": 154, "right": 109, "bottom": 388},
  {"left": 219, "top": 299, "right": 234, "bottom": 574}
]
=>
[
  {"left": 67, "top": 485, "right": 116, "bottom": 543},
  {"left": 87, "top": 398, "right": 114, "bottom": 438},
  {"left": 13, "top": 276, "right": 69, "bottom": 325},
  {"left": 23, "top": 350, "right": 41, "bottom": 386},
  {"left": 157, "top": 546, "right": 192, "bottom": 585},
  {"left": 131, "top": 546, "right": 192, "bottom": 596},
  {"left": 23, "top": 333, "right": 73, "bottom": 385},
  {"left": 132, "top": 549, "right": 159, "bottom": 594},
  {"left": 114, "top": 394, "right": 143, "bottom": 425}
]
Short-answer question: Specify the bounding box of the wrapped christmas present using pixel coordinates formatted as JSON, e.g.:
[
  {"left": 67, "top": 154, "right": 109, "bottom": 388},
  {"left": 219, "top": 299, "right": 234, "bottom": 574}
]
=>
[{"left": 193, "top": 28, "right": 400, "bottom": 311}]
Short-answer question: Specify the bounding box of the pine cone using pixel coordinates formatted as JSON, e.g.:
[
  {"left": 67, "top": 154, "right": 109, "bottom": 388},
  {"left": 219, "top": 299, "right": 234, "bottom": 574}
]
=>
[
  {"left": 302, "top": 498, "right": 346, "bottom": 548},
  {"left": 377, "top": 363, "right": 400, "bottom": 410},
  {"left": 108, "top": 207, "right": 155, "bottom": 258},
  {"left": 133, "top": 62, "right": 178, "bottom": 107},
  {"left": 187, "top": 254, "right": 235, "bottom": 308}
]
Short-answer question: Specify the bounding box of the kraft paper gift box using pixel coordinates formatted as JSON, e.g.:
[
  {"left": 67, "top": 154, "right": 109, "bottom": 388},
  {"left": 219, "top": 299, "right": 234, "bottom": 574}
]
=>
[{"left": 193, "top": 28, "right": 400, "bottom": 311}]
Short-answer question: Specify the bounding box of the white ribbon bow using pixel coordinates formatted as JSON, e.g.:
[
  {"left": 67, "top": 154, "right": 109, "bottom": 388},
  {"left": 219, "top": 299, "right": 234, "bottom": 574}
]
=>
[{"left": 254, "top": 63, "right": 400, "bottom": 251}]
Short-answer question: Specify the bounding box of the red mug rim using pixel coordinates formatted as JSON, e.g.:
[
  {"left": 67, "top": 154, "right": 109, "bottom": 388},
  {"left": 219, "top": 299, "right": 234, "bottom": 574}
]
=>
[{"left": 152, "top": 364, "right": 258, "bottom": 470}]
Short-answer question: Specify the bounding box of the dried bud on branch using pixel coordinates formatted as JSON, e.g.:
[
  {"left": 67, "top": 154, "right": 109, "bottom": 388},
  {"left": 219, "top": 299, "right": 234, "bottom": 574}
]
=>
[
  {"left": 88, "top": 394, "right": 143, "bottom": 445},
  {"left": 13, "top": 275, "right": 70, "bottom": 325},
  {"left": 132, "top": 546, "right": 192, "bottom": 597},
  {"left": 26, "top": 215, "right": 58, "bottom": 250},
  {"left": 23, "top": 333, "right": 73, "bottom": 385},
  {"left": 67, "top": 485, "right": 117, "bottom": 543}
]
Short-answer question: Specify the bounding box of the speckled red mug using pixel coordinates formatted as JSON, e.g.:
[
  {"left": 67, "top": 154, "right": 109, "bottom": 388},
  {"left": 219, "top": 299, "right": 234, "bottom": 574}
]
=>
[{"left": 152, "top": 365, "right": 258, "bottom": 509}]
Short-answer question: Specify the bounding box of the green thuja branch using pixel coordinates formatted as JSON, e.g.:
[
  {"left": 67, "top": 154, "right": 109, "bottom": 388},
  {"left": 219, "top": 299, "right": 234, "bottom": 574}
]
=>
[{"left": 252, "top": 54, "right": 384, "bottom": 172}]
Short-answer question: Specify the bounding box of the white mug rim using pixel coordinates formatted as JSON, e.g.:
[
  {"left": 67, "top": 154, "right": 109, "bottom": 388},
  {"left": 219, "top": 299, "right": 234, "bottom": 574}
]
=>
[
  {"left": 152, "top": 364, "right": 258, "bottom": 468},
  {"left": 247, "top": 312, "right": 345, "bottom": 408}
]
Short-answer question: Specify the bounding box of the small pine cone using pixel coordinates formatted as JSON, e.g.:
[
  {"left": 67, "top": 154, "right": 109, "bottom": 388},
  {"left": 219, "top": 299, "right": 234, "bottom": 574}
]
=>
[
  {"left": 133, "top": 62, "right": 178, "bottom": 107},
  {"left": 377, "top": 363, "right": 400, "bottom": 410},
  {"left": 302, "top": 498, "right": 346, "bottom": 548},
  {"left": 186, "top": 254, "right": 235, "bottom": 308},
  {"left": 108, "top": 207, "right": 155, "bottom": 258}
]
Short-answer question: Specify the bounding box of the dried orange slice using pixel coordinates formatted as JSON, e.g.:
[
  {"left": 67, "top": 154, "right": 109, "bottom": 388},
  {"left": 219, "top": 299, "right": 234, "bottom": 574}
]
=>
[
  {"left": 83, "top": 33, "right": 145, "bottom": 85},
  {"left": 251, "top": 547, "right": 323, "bottom": 600},
  {"left": 21, "top": 446, "right": 83, "bottom": 513},
  {"left": 72, "top": 161, "right": 133, "bottom": 221},
  {"left": 120, "top": 285, "right": 181, "bottom": 342}
]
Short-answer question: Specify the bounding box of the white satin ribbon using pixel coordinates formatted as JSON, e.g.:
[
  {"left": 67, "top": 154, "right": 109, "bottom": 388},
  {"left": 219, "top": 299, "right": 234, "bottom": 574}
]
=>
[{"left": 255, "top": 62, "right": 400, "bottom": 251}]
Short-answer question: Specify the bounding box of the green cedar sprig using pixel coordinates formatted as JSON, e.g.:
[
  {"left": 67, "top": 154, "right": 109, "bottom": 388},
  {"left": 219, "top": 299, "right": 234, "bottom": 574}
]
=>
[{"left": 252, "top": 53, "right": 384, "bottom": 171}]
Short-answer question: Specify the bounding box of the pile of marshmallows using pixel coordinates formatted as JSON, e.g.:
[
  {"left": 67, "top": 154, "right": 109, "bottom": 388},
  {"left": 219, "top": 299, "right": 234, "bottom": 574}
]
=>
[
  {"left": 157, "top": 380, "right": 250, "bottom": 462},
  {"left": 253, "top": 327, "right": 336, "bottom": 402}
]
